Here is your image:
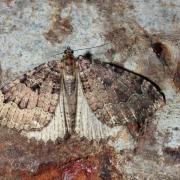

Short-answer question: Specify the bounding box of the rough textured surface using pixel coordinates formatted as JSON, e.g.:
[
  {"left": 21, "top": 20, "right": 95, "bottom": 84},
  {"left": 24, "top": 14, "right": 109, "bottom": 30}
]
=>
[
  {"left": 0, "top": 0, "right": 179, "bottom": 179},
  {"left": 0, "top": 129, "right": 119, "bottom": 179}
]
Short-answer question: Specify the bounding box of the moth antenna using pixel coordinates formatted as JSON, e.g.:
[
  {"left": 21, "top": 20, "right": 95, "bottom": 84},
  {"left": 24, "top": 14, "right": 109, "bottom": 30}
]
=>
[
  {"left": 51, "top": 43, "right": 109, "bottom": 57},
  {"left": 73, "top": 43, "right": 109, "bottom": 52},
  {"left": 52, "top": 51, "right": 65, "bottom": 57}
]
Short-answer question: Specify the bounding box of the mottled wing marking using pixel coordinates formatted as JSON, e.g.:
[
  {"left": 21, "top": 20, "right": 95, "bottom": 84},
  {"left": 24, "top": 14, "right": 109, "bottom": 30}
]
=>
[
  {"left": 75, "top": 74, "right": 121, "bottom": 140},
  {"left": 0, "top": 61, "right": 62, "bottom": 131},
  {"left": 22, "top": 79, "right": 67, "bottom": 142},
  {"left": 78, "top": 58, "right": 165, "bottom": 127}
]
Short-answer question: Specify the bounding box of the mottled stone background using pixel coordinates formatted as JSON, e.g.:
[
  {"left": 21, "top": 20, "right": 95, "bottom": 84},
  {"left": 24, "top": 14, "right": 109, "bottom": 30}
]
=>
[{"left": 0, "top": 0, "right": 179, "bottom": 179}]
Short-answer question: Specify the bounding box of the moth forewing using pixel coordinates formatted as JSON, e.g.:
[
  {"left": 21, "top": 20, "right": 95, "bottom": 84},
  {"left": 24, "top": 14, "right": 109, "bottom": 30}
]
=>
[
  {"left": 22, "top": 78, "right": 67, "bottom": 142},
  {"left": 75, "top": 74, "right": 121, "bottom": 140}
]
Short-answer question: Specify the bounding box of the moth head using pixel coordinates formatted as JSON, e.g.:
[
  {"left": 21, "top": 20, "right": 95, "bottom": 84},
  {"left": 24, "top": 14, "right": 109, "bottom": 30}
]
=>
[{"left": 64, "top": 46, "right": 74, "bottom": 56}]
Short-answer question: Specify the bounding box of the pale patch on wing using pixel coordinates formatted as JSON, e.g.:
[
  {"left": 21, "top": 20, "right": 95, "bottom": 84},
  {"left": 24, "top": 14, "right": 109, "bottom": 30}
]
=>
[
  {"left": 21, "top": 83, "right": 67, "bottom": 142},
  {"left": 0, "top": 91, "right": 52, "bottom": 131},
  {"left": 75, "top": 75, "right": 121, "bottom": 140}
]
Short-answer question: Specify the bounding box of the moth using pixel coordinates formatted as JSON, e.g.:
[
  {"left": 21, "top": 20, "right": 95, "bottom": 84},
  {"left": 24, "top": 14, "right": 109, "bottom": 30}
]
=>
[{"left": 0, "top": 47, "right": 165, "bottom": 142}]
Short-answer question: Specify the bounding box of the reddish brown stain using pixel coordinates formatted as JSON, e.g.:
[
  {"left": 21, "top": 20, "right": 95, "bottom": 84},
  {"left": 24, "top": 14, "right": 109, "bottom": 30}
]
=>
[
  {"left": 151, "top": 40, "right": 178, "bottom": 81},
  {"left": 44, "top": 29, "right": 59, "bottom": 43},
  {"left": 44, "top": 17, "right": 73, "bottom": 43},
  {"left": 0, "top": 157, "right": 101, "bottom": 179},
  {"left": 0, "top": 145, "right": 119, "bottom": 179},
  {"left": 44, "top": 5, "right": 73, "bottom": 44},
  {"left": 0, "top": 164, "right": 61, "bottom": 180},
  {"left": 62, "top": 157, "right": 100, "bottom": 180},
  {"left": 30, "top": 164, "right": 61, "bottom": 180},
  {"left": 60, "top": 18, "right": 73, "bottom": 33},
  {"left": 151, "top": 42, "right": 172, "bottom": 67}
]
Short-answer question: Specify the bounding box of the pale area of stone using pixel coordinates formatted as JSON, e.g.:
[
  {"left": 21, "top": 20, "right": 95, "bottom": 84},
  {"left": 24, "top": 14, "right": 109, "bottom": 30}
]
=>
[
  {"left": 23, "top": 76, "right": 122, "bottom": 142},
  {"left": 129, "top": 0, "right": 180, "bottom": 32},
  {"left": 0, "top": 1, "right": 108, "bottom": 77},
  {"left": 59, "top": 2, "right": 107, "bottom": 54},
  {"left": 116, "top": 94, "right": 180, "bottom": 179},
  {"left": 156, "top": 93, "right": 180, "bottom": 149},
  {"left": 108, "top": 130, "right": 135, "bottom": 151},
  {"left": 0, "top": 0, "right": 53, "bottom": 73},
  {"left": 122, "top": 155, "right": 180, "bottom": 179}
]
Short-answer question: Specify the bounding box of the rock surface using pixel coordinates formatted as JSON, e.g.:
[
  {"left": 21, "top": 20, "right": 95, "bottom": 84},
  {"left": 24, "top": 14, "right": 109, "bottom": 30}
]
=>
[{"left": 0, "top": 0, "right": 179, "bottom": 179}]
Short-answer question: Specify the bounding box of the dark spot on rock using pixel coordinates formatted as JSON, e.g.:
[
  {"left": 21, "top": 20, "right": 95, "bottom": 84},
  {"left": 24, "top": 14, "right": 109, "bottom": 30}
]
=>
[
  {"left": 151, "top": 41, "right": 175, "bottom": 74},
  {"left": 173, "top": 127, "right": 179, "bottom": 131},
  {"left": 152, "top": 42, "right": 163, "bottom": 59}
]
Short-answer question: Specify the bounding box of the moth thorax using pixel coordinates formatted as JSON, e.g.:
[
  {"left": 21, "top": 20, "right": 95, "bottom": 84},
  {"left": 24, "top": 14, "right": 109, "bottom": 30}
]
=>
[
  {"left": 65, "top": 65, "right": 74, "bottom": 75},
  {"left": 64, "top": 56, "right": 75, "bottom": 76},
  {"left": 64, "top": 75, "right": 76, "bottom": 95}
]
